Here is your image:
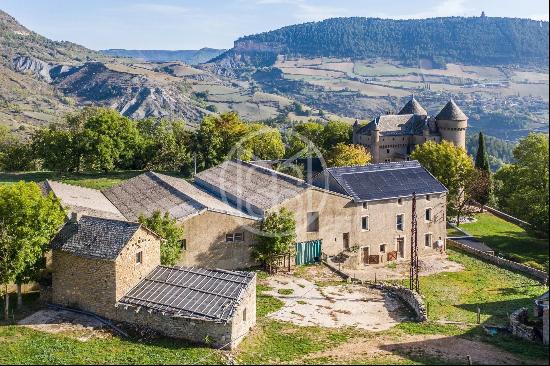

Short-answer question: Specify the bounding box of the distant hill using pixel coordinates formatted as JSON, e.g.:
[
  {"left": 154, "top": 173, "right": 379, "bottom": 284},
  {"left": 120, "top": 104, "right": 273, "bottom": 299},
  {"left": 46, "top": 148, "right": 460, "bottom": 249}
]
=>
[
  {"left": 101, "top": 48, "right": 226, "bottom": 65},
  {"left": 211, "top": 16, "right": 549, "bottom": 69}
]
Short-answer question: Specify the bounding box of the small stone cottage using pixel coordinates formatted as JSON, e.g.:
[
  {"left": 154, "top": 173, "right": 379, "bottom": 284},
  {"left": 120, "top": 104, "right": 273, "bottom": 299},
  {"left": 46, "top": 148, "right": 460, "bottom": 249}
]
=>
[{"left": 50, "top": 215, "right": 256, "bottom": 349}]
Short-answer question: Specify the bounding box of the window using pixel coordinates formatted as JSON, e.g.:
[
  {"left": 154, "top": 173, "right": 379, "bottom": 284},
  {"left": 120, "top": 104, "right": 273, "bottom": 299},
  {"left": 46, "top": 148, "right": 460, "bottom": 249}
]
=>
[
  {"left": 234, "top": 232, "right": 244, "bottom": 242},
  {"left": 180, "top": 239, "right": 187, "bottom": 250},
  {"left": 425, "top": 233, "right": 432, "bottom": 247},
  {"left": 307, "top": 212, "right": 319, "bottom": 232},
  {"left": 384, "top": 158, "right": 391, "bottom": 163},
  {"left": 397, "top": 198, "right": 403, "bottom": 205},
  {"left": 362, "top": 202, "right": 368, "bottom": 210},
  {"left": 225, "top": 234, "right": 234, "bottom": 243},
  {"left": 380, "top": 244, "right": 387, "bottom": 253},
  {"left": 425, "top": 208, "right": 432, "bottom": 221},
  {"left": 396, "top": 214, "right": 404, "bottom": 231},
  {"left": 243, "top": 308, "right": 247, "bottom": 322},
  {"left": 361, "top": 216, "right": 369, "bottom": 231},
  {"left": 136, "top": 251, "right": 143, "bottom": 264},
  {"left": 386, "top": 149, "right": 390, "bottom": 154},
  {"left": 426, "top": 194, "right": 431, "bottom": 201}
]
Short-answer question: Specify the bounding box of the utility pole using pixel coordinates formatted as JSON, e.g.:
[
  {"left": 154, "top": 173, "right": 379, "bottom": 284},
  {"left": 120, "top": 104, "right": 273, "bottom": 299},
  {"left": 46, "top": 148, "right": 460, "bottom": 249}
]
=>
[{"left": 410, "top": 192, "right": 420, "bottom": 293}]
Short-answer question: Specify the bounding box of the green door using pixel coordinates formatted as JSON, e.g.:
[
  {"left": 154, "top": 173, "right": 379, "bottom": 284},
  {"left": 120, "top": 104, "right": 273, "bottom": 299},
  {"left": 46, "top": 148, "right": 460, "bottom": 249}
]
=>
[{"left": 295, "top": 240, "right": 322, "bottom": 265}]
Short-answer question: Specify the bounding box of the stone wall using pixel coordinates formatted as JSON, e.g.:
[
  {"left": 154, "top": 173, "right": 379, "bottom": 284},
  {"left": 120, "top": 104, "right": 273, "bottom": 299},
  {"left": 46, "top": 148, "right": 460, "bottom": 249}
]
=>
[
  {"left": 509, "top": 308, "right": 536, "bottom": 342},
  {"left": 179, "top": 210, "right": 259, "bottom": 270},
  {"left": 275, "top": 188, "right": 447, "bottom": 262},
  {"left": 374, "top": 283, "right": 428, "bottom": 322},
  {"left": 113, "top": 275, "right": 257, "bottom": 349},
  {"left": 447, "top": 239, "right": 548, "bottom": 284}
]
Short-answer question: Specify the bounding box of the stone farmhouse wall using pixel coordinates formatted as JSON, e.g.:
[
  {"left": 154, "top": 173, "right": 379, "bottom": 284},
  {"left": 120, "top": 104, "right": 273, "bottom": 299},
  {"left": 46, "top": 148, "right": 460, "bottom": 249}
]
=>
[
  {"left": 179, "top": 210, "right": 259, "bottom": 270},
  {"left": 447, "top": 239, "right": 548, "bottom": 284},
  {"left": 509, "top": 308, "right": 537, "bottom": 342},
  {"left": 51, "top": 228, "right": 160, "bottom": 319},
  {"left": 113, "top": 275, "right": 257, "bottom": 349},
  {"left": 274, "top": 188, "right": 447, "bottom": 263}
]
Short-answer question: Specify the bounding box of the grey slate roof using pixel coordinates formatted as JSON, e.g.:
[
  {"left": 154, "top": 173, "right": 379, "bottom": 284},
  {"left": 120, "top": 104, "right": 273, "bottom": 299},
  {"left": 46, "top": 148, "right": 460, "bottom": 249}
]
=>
[
  {"left": 51, "top": 216, "right": 142, "bottom": 260},
  {"left": 398, "top": 97, "right": 427, "bottom": 116},
  {"left": 194, "top": 160, "right": 308, "bottom": 216},
  {"left": 102, "top": 172, "right": 206, "bottom": 222},
  {"left": 436, "top": 99, "right": 468, "bottom": 121},
  {"left": 357, "top": 114, "right": 428, "bottom": 136},
  {"left": 117, "top": 266, "right": 255, "bottom": 322},
  {"left": 44, "top": 180, "right": 125, "bottom": 220},
  {"left": 318, "top": 161, "right": 448, "bottom": 202}
]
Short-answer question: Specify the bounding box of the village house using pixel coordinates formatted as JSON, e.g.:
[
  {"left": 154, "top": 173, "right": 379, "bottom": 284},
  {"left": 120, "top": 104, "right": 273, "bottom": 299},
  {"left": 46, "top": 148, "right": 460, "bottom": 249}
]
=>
[
  {"left": 44, "top": 160, "right": 448, "bottom": 271},
  {"left": 50, "top": 214, "right": 256, "bottom": 349},
  {"left": 353, "top": 97, "right": 468, "bottom": 163}
]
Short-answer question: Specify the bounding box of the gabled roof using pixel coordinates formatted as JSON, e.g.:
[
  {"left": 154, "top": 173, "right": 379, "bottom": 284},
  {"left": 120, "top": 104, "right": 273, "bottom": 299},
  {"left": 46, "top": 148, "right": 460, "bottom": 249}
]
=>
[
  {"left": 194, "top": 160, "right": 308, "bottom": 215},
  {"left": 102, "top": 172, "right": 205, "bottom": 222},
  {"left": 117, "top": 266, "right": 255, "bottom": 322},
  {"left": 51, "top": 216, "right": 143, "bottom": 260},
  {"left": 43, "top": 180, "right": 125, "bottom": 220},
  {"left": 398, "top": 97, "right": 427, "bottom": 116},
  {"left": 356, "top": 114, "right": 427, "bottom": 136},
  {"left": 318, "top": 161, "right": 448, "bottom": 202},
  {"left": 436, "top": 99, "right": 468, "bottom": 121}
]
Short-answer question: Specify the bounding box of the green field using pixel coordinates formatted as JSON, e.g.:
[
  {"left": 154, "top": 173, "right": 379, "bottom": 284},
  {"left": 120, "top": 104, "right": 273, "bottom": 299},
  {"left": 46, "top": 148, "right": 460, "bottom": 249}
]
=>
[
  {"left": 460, "top": 213, "right": 549, "bottom": 270},
  {"left": 0, "top": 171, "right": 144, "bottom": 190}
]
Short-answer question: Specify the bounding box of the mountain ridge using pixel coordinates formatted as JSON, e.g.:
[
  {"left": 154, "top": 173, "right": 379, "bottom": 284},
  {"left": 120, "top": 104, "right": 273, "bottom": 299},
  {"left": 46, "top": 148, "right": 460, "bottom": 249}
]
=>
[{"left": 100, "top": 48, "right": 226, "bottom": 65}]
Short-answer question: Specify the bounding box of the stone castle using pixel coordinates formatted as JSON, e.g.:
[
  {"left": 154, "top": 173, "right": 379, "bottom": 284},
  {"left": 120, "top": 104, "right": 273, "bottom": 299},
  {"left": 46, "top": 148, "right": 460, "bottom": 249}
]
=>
[{"left": 352, "top": 97, "right": 468, "bottom": 163}]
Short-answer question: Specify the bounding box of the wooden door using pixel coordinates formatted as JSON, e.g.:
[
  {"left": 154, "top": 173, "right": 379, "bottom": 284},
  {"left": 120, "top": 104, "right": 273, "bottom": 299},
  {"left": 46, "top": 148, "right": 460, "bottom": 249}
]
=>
[
  {"left": 343, "top": 233, "right": 350, "bottom": 251},
  {"left": 397, "top": 238, "right": 405, "bottom": 259},
  {"left": 361, "top": 247, "right": 369, "bottom": 265}
]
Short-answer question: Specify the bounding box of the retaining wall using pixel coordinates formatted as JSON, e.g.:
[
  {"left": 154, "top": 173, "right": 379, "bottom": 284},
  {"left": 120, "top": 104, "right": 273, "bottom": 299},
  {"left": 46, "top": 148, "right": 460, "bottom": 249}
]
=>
[
  {"left": 447, "top": 239, "right": 548, "bottom": 284},
  {"left": 509, "top": 308, "right": 537, "bottom": 342}
]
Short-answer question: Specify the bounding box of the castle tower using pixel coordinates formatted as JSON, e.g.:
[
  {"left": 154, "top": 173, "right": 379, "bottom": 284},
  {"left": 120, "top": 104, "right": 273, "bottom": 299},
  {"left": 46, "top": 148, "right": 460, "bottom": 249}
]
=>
[
  {"left": 435, "top": 99, "right": 468, "bottom": 149},
  {"left": 398, "top": 96, "right": 428, "bottom": 116}
]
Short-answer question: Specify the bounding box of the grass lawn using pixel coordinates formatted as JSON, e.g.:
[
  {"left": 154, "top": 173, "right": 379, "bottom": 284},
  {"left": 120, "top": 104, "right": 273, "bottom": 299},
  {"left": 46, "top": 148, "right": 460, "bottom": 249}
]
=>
[
  {"left": 446, "top": 225, "right": 466, "bottom": 237},
  {"left": 0, "top": 171, "right": 144, "bottom": 190},
  {"left": 1, "top": 253, "right": 548, "bottom": 365},
  {"left": 459, "top": 212, "right": 549, "bottom": 269}
]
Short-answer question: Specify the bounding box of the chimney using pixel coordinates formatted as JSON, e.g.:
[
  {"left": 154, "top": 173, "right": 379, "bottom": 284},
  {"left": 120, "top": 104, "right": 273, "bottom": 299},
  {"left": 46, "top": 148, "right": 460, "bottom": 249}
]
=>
[{"left": 70, "top": 211, "right": 82, "bottom": 223}]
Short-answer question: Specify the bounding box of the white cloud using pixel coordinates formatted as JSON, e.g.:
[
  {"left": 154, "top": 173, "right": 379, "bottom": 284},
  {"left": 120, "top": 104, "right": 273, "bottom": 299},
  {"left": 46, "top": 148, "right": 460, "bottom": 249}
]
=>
[{"left": 255, "top": 0, "right": 350, "bottom": 22}]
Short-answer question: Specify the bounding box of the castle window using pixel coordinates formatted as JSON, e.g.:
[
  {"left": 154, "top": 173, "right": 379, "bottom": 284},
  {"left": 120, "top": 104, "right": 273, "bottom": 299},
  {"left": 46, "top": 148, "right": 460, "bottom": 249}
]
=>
[
  {"left": 386, "top": 149, "right": 390, "bottom": 153},
  {"left": 136, "top": 251, "right": 143, "bottom": 264}
]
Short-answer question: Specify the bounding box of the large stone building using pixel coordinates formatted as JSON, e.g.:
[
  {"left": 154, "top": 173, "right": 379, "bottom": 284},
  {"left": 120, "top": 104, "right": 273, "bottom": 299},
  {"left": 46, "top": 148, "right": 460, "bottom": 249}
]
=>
[
  {"left": 50, "top": 215, "right": 256, "bottom": 349},
  {"left": 352, "top": 97, "right": 468, "bottom": 163},
  {"left": 45, "top": 159, "right": 448, "bottom": 271}
]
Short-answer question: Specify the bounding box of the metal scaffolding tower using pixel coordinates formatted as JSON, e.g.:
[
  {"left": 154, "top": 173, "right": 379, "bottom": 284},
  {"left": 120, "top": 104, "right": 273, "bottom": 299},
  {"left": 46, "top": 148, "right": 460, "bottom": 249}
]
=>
[{"left": 410, "top": 192, "right": 420, "bottom": 293}]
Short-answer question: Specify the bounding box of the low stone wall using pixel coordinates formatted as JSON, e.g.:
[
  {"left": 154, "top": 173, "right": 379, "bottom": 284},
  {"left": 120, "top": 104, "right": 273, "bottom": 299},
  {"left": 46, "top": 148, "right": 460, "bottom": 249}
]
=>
[
  {"left": 374, "top": 283, "right": 428, "bottom": 322},
  {"left": 481, "top": 205, "right": 531, "bottom": 228},
  {"left": 509, "top": 308, "right": 536, "bottom": 342},
  {"left": 447, "top": 239, "right": 548, "bottom": 284}
]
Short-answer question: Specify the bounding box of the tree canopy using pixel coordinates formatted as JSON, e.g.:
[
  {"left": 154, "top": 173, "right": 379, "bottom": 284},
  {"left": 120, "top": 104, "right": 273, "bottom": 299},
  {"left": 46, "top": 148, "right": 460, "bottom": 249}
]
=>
[
  {"left": 138, "top": 211, "right": 184, "bottom": 266},
  {"left": 326, "top": 143, "right": 371, "bottom": 167},
  {"left": 494, "top": 133, "right": 549, "bottom": 235},
  {"left": 253, "top": 208, "right": 296, "bottom": 268},
  {"left": 0, "top": 182, "right": 65, "bottom": 319}
]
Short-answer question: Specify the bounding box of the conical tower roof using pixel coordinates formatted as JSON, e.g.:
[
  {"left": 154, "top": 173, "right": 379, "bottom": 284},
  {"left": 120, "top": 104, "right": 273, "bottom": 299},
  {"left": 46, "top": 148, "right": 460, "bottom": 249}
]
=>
[
  {"left": 436, "top": 99, "right": 468, "bottom": 121},
  {"left": 398, "top": 97, "right": 427, "bottom": 116}
]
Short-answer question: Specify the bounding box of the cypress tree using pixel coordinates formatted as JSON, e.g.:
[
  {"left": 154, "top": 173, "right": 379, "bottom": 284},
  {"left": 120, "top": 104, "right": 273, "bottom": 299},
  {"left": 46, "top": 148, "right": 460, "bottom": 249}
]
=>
[{"left": 475, "top": 132, "right": 490, "bottom": 172}]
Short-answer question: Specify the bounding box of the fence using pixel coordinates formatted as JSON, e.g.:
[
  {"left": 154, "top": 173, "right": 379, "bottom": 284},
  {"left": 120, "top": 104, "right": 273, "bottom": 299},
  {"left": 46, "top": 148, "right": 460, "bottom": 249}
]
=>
[{"left": 447, "top": 238, "right": 548, "bottom": 284}]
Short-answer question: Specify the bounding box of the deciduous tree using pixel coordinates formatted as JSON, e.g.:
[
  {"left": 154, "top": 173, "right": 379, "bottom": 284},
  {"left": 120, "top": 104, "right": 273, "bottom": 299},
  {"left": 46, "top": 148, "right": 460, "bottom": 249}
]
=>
[
  {"left": 253, "top": 208, "right": 296, "bottom": 272},
  {"left": 138, "top": 211, "right": 184, "bottom": 266},
  {"left": 326, "top": 143, "right": 371, "bottom": 167}
]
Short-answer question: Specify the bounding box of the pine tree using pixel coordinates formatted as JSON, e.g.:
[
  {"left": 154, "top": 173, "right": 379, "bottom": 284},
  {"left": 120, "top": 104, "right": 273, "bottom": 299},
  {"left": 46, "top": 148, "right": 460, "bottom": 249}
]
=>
[{"left": 475, "top": 132, "right": 490, "bottom": 172}]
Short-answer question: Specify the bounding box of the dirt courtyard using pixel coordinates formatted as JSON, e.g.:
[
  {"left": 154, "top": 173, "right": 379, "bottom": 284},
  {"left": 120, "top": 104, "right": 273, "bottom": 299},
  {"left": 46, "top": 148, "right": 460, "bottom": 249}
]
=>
[{"left": 264, "top": 274, "right": 413, "bottom": 331}]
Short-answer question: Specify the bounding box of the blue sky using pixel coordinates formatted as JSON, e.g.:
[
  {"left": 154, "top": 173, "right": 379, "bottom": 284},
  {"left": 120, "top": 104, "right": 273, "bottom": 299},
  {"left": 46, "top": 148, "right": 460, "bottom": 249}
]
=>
[{"left": 1, "top": 0, "right": 548, "bottom": 50}]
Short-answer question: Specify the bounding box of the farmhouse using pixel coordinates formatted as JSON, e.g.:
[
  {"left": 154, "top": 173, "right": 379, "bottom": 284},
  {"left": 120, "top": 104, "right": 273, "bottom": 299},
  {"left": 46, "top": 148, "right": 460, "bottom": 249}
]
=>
[
  {"left": 353, "top": 97, "right": 468, "bottom": 163},
  {"left": 50, "top": 214, "right": 256, "bottom": 349},
  {"left": 44, "top": 159, "right": 448, "bottom": 271}
]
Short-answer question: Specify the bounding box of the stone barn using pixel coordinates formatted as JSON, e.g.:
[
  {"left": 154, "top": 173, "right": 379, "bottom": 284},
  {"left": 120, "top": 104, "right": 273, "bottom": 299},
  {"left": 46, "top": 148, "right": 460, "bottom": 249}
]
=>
[{"left": 50, "top": 215, "right": 256, "bottom": 349}]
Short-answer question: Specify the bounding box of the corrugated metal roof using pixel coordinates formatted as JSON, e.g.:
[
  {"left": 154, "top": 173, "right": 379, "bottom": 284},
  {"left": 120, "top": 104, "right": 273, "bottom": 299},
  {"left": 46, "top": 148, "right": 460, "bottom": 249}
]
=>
[
  {"left": 321, "top": 161, "right": 448, "bottom": 202},
  {"left": 117, "top": 266, "right": 255, "bottom": 322},
  {"left": 44, "top": 180, "right": 125, "bottom": 220},
  {"left": 195, "top": 160, "right": 308, "bottom": 215},
  {"left": 51, "top": 216, "right": 142, "bottom": 260}
]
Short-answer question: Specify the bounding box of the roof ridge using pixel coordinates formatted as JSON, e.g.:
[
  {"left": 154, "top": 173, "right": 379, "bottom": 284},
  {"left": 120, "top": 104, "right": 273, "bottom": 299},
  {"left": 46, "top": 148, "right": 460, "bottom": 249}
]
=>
[
  {"left": 148, "top": 172, "right": 208, "bottom": 211},
  {"left": 238, "top": 160, "right": 309, "bottom": 187}
]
